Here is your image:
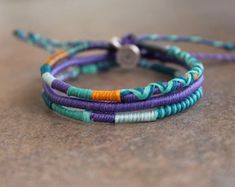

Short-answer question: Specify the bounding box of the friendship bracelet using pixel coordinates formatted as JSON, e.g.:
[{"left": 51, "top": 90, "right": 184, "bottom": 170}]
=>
[{"left": 14, "top": 30, "right": 235, "bottom": 123}]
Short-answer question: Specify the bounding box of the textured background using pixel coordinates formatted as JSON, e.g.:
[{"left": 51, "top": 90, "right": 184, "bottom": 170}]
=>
[{"left": 0, "top": 0, "right": 235, "bottom": 187}]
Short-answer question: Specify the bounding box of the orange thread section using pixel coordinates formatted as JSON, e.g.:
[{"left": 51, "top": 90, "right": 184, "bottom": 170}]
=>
[
  {"left": 92, "top": 90, "right": 121, "bottom": 102},
  {"left": 46, "top": 50, "right": 68, "bottom": 66},
  {"left": 194, "top": 73, "right": 199, "bottom": 80}
]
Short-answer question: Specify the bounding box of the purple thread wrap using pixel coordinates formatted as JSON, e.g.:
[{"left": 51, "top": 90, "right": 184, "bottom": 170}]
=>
[
  {"left": 50, "top": 54, "right": 189, "bottom": 102},
  {"left": 48, "top": 35, "right": 234, "bottom": 104},
  {"left": 91, "top": 113, "right": 115, "bottom": 123},
  {"left": 192, "top": 53, "right": 235, "bottom": 61},
  {"left": 51, "top": 54, "right": 112, "bottom": 75},
  {"left": 43, "top": 75, "right": 203, "bottom": 113}
]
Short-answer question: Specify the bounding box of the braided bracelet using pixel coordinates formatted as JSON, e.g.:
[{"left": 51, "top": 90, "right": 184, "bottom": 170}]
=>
[{"left": 14, "top": 30, "right": 235, "bottom": 123}]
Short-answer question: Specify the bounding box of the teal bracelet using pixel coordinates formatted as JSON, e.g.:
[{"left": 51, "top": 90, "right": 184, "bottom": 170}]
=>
[{"left": 14, "top": 30, "right": 235, "bottom": 124}]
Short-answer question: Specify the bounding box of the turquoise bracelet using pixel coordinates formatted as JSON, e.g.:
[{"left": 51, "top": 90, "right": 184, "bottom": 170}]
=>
[{"left": 14, "top": 30, "right": 235, "bottom": 123}]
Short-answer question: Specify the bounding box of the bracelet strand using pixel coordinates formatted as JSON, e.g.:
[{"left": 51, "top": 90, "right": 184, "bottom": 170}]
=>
[{"left": 14, "top": 30, "right": 235, "bottom": 123}]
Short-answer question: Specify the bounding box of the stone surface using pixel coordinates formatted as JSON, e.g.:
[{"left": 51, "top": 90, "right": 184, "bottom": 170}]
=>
[{"left": 0, "top": 0, "right": 234, "bottom": 187}]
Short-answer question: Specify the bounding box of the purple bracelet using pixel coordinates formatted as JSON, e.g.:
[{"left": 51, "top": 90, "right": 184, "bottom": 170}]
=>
[
  {"left": 14, "top": 30, "right": 235, "bottom": 123},
  {"left": 40, "top": 41, "right": 204, "bottom": 123},
  {"left": 44, "top": 54, "right": 204, "bottom": 113}
]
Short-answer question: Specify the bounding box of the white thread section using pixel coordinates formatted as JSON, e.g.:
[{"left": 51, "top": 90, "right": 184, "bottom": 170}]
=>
[
  {"left": 115, "top": 110, "right": 156, "bottom": 123},
  {"left": 42, "top": 72, "right": 56, "bottom": 86}
]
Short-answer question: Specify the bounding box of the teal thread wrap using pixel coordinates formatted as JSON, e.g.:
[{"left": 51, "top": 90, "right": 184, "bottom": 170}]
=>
[
  {"left": 67, "top": 86, "right": 93, "bottom": 100},
  {"left": 40, "top": 64, "right": 52, "bottom": 75},
  {"left": 52, "top": 103, "right": 91, "bottom": 123},
  {"left": 42, "top": 92, "right": 91, "bottom": 123}
]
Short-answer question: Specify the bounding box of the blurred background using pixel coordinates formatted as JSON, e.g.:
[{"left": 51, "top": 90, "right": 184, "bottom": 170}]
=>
[
  {"left": 1, "top": 0, "right": 235, "bottom": 41},
  {"left": 0, "top": 1, "right": 234, "bottom": 187}
]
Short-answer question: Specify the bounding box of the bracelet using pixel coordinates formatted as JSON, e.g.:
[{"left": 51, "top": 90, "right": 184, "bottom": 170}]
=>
[{"left": 14, "top": 30, "right": 235, "bottom": 123}]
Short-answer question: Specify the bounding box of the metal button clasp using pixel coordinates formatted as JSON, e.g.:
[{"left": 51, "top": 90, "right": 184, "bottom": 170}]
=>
[{"left": 110, "top": 37, "right": 140, "bottom": 69}]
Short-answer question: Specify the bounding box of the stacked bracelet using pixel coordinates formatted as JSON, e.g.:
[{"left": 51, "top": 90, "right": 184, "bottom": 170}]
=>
[{"left": 14, "top": 30, "right": 235, "bottom": 124}]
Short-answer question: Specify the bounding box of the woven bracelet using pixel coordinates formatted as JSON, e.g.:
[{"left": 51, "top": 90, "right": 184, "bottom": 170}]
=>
[{"left": 14, "top": 30, "right": 235, "bottom": 123}]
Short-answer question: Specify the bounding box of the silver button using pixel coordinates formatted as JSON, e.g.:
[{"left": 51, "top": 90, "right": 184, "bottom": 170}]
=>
[{"left": 116, "top": 45, "right": 140, "bottom": 69}]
